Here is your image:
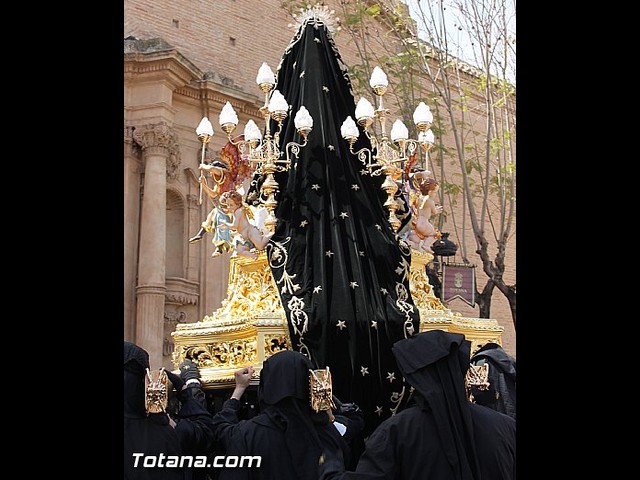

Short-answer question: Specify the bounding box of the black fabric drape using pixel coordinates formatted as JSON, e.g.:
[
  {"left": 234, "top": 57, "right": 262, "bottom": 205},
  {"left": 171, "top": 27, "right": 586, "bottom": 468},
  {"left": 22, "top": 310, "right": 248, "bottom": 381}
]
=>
[{"left": 253, "top": 17, "right": 420, "bottom": 434}]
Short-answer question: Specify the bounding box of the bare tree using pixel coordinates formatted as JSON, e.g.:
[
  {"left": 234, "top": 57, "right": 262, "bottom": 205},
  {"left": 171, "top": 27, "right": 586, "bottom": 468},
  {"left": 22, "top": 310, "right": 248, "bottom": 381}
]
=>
[{"left": 281, "top": 0, "right": 516, "bottom": 328}]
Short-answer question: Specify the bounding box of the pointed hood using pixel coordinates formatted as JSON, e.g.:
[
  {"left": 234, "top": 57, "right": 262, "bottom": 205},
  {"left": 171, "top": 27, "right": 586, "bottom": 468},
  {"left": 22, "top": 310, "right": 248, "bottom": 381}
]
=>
[
  {"left": 392, "top": 330, "right": 481, "bottom": 480},
  {"left": 123, "top": 341, "right": 149, "bottom": 418}
]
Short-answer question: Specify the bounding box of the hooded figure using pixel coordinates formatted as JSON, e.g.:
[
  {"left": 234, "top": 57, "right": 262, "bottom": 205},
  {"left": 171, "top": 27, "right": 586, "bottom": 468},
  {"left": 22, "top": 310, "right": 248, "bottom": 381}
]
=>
[
  {"left": 212, "top": 350, "right": 353, "bottom": 480},
  {"left": 469, "top": 342, "right": 516, "bottom": 419},
  {"left": 165, "top": 359, "right": 218, "bottom": 480},
  {"left": 124, "top": 341, "right": 184, "bottom": 480},
  {"left": 318, "top": 330, "right": 516, "bottom": 480}
]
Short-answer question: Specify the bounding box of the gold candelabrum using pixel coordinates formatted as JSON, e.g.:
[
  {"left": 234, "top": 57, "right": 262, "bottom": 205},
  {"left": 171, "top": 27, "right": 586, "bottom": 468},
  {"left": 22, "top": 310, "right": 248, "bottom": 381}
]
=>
[
  {"left": 195, "top": 120, "right": 214, "bottom": 206},
  {"left": 196, "top": 63, "right": 313, "bottom": 233},
  {"left": 340, "top": 66, "right": 436, "bottom": 232}
]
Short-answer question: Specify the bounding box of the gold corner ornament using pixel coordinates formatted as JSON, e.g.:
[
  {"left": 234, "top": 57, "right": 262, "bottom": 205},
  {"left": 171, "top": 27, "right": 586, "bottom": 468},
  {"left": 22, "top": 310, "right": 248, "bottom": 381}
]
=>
[
  {"left": 145, "top": 367, "right": 169, "bottom": 414},
  {"left": 465, "top": 362, "right": 491, "bottom": 402},
  {"left": 171, "top": 248, "right": 504, "bottom": 388},
  {"left": 310, "top": 367, "right": 336, "bottom": 413}
]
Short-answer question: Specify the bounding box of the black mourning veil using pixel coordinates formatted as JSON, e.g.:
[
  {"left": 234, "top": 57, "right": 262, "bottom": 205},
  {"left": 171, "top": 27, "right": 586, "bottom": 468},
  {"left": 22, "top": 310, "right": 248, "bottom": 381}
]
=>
[{"left": 250, "top": 11, "right": 420, "bottom": 434}]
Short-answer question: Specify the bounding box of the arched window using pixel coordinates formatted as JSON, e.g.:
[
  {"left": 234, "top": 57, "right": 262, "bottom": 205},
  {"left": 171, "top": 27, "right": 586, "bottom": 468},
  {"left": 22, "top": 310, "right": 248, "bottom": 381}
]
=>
[{"left": 166, "top": 190, "right": 184, "bottom": 278}]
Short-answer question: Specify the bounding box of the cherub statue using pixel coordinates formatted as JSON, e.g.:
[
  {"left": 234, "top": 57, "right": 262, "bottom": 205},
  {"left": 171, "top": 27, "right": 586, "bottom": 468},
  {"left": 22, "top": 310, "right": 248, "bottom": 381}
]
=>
[
  {"left": 218, "top": 190, "right": 273, "bottom": 260},
  {"left": 207, "top": 204, "right": 234, "bottom": 257},
  {"left": 188, "top": 161, "right": 231, "bottom": 246},
  {"left": 405, "top": 170, "right": 443, "bottom": 253},
  {"left": 189, "top": 137, "right": 255, "bottom": 257}
]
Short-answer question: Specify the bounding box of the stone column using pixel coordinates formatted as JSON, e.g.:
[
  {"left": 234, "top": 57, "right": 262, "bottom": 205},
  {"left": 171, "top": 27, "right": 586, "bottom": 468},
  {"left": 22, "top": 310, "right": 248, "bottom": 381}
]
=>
[
  {"left": 124, "top": 126, "right": 140, "bottom": 343},
  {"left": 132, "top": 123, "right": 176, "bottom": 367}
]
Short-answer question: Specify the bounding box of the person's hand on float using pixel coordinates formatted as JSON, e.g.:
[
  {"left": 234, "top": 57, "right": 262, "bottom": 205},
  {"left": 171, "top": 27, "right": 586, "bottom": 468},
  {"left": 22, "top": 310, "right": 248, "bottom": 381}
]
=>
[{"left": 231, "top": 365, "right": 254, "bottom": 400}]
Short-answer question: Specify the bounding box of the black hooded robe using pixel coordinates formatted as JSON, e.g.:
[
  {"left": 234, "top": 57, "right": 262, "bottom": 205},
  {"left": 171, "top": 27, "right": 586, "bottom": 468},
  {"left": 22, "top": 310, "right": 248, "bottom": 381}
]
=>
[
  {"left": 124, "top": 341, "right": 185, "bottom": 480},
  {"left": 318, "top": 331, "right": 516, "bottom": 480},
  {"left": 211, "top": 350, "right": 355, "bottom": 480},
  {"left": 469, "top": 342, "right": 517, "bottom": 419}
]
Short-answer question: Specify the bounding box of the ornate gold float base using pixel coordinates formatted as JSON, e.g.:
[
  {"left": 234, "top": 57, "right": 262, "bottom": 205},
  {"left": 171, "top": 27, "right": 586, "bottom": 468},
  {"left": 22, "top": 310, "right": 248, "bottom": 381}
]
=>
[
  {"left": 171, "top": 252, "right": 290, "bottom": 388},
  {"left": 172, "top": 249, "right": 504, "bottom": 387},
  {"left": 410, "top": 250, "right": 504, "bottom": 354}
]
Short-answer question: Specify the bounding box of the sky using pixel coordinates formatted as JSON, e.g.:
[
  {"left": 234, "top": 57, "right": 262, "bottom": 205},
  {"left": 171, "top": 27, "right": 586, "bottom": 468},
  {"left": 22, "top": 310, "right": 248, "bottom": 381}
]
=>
[{"left": 404, "top": 0, "right": 516, "bottom": 85}]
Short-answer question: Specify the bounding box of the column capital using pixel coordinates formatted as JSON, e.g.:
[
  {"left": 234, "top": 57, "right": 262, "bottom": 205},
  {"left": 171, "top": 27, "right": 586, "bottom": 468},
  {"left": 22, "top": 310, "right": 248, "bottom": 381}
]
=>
[
  {"left": 132, "top": 122, "right": 182, "bottom": 179},
  {"left": 124, "top": 126, "right": 143, "bottom": 170},
  {"left": 132, "top": 122, "right": 176, "bottom": 151},
  {"left": 125, "top": 125, "right": 135, "bottom": 144}
]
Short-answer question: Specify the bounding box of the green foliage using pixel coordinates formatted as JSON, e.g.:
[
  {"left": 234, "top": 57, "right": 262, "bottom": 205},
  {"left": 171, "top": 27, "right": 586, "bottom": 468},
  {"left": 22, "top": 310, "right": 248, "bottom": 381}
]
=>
[
  {"left": 429, "top": 121, "right": 446, "bottom": 138},
  {"left": 475, "top": 75, "right": 488, "bottom": 93},
  {"left": 496, "top": 162, "right": 516, "bottom": 190},
  {"left": 342, "top": 4, "right": 370, "bottom": 27},
  {"left": 365, "top": 4, "right": 381, "bottom": 17},
  {"left": 505, "top": 161, "right": 515, "bottom": 174},
  {"left": 489, "top": 137, "right": 502, "bottom": 155},
  {"left": 488, "top": 131, "right": 513, "bottom": 155},
  {"left": 464, "top": 158, "right": 482, "bottom": 175},
  {"left": 440, "top": 180, "right": 462, "bottom": 197},
  {"left": 348, "top": 64, "right": 373, "bottom": 94}
]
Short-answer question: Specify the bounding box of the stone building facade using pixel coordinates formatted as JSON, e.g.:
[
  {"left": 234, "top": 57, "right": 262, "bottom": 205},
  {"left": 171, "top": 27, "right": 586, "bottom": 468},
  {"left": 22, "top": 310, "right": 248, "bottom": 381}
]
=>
[{"left": 124, "top": 0, "right": 516, "bottom": 368}]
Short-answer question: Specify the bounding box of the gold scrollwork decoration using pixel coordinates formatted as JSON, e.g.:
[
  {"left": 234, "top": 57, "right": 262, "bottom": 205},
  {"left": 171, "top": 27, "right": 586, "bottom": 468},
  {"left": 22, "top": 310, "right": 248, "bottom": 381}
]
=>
[
  {"left": 209, "top": 255, "right": 284, "bottom": 322},
  {"left": 264, "top": 335, "right": 289, "bottom": 358},
  {"left": 408, "top": 251, "right": 448, "bottom": 313},
  {"left": 181, "top": 341, "right": 258, "bottom": 369}
]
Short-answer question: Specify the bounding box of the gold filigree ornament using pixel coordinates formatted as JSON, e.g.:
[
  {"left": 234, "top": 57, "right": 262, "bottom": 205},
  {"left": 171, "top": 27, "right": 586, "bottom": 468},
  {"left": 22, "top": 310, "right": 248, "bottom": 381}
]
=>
[
  {"left": 465, "top": 363, "right": 490, "bottom": 402},
  {"left": 145, "top": 367, "right": 169, "bottom": 414},
  {"left": 309, "top": 367, "right": 336, "bottom": 413}
]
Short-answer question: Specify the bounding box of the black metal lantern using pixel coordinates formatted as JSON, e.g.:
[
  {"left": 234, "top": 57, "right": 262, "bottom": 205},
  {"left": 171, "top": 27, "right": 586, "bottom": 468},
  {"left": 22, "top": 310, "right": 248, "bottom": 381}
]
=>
[{"left": 432, "top": 232, "right": 458, "bottom": 257}]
